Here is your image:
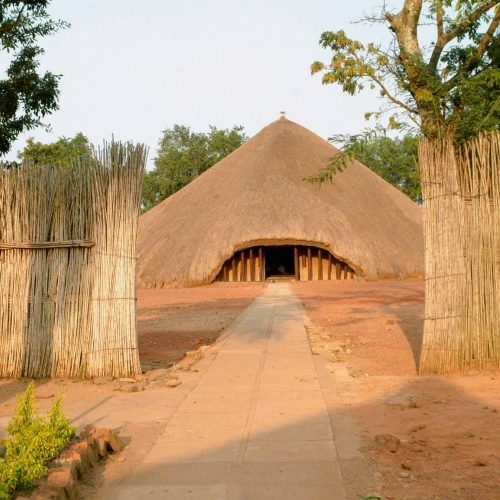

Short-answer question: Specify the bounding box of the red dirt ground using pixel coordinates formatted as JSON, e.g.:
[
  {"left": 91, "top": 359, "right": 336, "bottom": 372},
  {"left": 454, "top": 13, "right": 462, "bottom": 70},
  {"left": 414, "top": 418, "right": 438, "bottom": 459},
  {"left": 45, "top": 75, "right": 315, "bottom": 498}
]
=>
[
  {"left": 293, "top": 280, "right": 500, "bottom": 500},
  {"left": 1, "top": 280, "right": 498, "bottom": 499},
  {"left": 138, "top": 283, "right": 264, "bottom": 369}
]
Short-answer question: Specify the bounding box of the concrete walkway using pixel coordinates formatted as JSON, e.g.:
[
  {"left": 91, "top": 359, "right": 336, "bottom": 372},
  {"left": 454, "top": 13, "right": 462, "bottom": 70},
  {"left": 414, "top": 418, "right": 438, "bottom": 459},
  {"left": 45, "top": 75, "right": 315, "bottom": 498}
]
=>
[{"left": 113, "top": 283, "right": 346, "bottom": 499}]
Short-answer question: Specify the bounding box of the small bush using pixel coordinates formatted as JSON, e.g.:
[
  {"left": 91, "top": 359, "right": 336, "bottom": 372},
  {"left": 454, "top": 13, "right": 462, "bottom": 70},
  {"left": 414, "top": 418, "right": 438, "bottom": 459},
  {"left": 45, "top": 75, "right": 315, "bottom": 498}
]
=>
[{"left": 0, "top": 382, "right": 75, "bottom": 499}]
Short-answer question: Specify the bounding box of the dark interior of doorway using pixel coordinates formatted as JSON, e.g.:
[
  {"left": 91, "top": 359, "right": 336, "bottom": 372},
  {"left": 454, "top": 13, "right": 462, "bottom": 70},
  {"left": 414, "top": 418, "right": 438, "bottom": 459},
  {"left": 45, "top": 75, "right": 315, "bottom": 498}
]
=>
[{"left": 265, "top": 246, "right": 295, "bottom": 278}]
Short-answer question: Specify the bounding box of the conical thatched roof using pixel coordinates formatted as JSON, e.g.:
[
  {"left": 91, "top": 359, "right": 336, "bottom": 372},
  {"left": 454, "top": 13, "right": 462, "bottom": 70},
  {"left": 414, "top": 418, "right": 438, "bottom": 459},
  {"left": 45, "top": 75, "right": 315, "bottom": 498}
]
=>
[{"left": 137, "top": 117, "right": 423, "bottom": 287}]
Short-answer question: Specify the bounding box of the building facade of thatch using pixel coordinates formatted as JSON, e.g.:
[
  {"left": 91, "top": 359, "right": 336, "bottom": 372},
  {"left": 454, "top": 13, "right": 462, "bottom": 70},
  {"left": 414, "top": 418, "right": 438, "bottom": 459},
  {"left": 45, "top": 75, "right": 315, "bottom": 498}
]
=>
[{"left": 137, "top": 117, "right": 424, "bottom": 287}]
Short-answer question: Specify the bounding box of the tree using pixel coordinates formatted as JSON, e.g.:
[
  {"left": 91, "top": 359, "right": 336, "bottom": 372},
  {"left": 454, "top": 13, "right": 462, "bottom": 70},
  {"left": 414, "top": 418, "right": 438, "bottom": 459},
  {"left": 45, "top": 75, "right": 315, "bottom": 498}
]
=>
[
  {"left": 143, "top": 124, "right": 247, "bottom": 211},
  {"left": 18, "top": 132, "right": 93, "bottom": 166},
  {"left": 311, "top": 1, "right": 499, "bottom": 142},
  {"left": 0, "top": 1, "right": 69, "bottom": 155},
  {"left": 341, "top": 133, "right": 421, "bottom": 202}
]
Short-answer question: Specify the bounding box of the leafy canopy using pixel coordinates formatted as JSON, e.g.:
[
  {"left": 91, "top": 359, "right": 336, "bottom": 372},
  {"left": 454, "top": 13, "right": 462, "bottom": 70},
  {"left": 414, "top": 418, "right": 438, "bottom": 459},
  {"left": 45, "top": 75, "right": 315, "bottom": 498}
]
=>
[
  {"left": 18, "top": 132, "right": 93, "bottom": 166},
  {"left": 143, "top": 124, "right": 247, "bottom": 211},
  {"left": 0, "top": 0, "right": 69, "bottom": 155},
  {"left": 307, "top": 131, "right": 421, "bottom": 202},
  {"left": 311, "top": 0, "right": 499, "bottom": 142}
]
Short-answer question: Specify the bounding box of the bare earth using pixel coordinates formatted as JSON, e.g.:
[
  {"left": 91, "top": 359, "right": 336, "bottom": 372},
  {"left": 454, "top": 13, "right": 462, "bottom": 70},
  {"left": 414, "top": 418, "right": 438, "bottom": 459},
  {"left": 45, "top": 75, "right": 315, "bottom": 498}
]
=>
[
  {"left": 293, "top": 280, "right": 500, "bottom": 500},
  {"left": 137, "top": 283, "right": 264, "bottom": 370},
  {"left": 0, "top": 280, "right": 498, "bottom": 500}
]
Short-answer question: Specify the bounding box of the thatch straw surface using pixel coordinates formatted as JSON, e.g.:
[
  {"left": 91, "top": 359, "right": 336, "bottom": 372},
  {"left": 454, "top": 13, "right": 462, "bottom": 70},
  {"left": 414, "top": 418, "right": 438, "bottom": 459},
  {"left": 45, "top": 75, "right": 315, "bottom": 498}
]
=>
[{"left": 138, "top": 117, "right": 424, "bottom": 287}]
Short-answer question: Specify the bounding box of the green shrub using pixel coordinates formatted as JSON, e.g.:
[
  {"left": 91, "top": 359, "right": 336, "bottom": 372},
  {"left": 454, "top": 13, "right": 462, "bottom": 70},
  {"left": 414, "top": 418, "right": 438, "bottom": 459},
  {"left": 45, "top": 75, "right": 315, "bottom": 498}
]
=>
[{"left": 0, "top": 382, "right": 75, "bottom": 498}]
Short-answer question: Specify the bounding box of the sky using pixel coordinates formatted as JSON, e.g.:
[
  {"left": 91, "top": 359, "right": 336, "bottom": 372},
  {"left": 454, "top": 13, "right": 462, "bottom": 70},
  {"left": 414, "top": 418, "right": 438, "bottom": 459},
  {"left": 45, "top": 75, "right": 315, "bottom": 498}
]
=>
[{"left": 5, "top": 1, "right": 398, "bottom": 166}]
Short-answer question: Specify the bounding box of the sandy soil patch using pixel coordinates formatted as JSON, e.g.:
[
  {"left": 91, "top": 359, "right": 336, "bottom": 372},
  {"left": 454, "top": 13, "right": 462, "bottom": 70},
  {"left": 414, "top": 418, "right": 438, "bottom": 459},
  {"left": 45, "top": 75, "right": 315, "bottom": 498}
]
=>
[
  {"left": 138, "top": 282, "right": 264, "bottom": 370},
  {"left": 293, "top": 280, "right": 500, "bottom": 500}
]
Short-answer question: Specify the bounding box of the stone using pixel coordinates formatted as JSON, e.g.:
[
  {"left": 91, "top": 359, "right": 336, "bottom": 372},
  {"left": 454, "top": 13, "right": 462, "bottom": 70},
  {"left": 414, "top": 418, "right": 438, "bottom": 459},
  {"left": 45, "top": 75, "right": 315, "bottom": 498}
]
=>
[
  {"left": 92, "top": 428, "right": 124, "bottom": 453},
  {"left": 32, "top": 486, "right": 66, "bottom": 500},
  {"left": 401, "top": 460, "right": 412, "bottom": 470},
  {"left": 166, "top": 378, "right": 182, "bottom": 388},
  {"left": 47, "top": 468, "right": 79, "bottom": 500},
  {"left": 118, "top": 383, "right": 140, "bottom": 393},
  {"left": 146, "top": 368, "right": 170, "bottom": 380},
  {"left": 374, "top": 434, "right": 401, "bottom": 453},
  {"left": 118, "top": 377, "right": 136, "bottom": 383},
  {"left": 96, "top": 437, "right": 109, "bottom": 458}
]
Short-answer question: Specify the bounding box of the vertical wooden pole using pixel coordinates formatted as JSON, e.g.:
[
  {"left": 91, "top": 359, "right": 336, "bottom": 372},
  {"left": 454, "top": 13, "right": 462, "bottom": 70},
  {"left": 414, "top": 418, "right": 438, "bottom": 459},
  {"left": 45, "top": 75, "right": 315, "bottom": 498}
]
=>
[
  {"left": 335, "top": 260, "right": 341, "bottom": 280},
  {"left": 343, "top": 262, "right": 348, "bottom": 280},
  {"left": 223, "top": 263, "right": 228, "bottom": 281},
  {"left": 258, "top": 247, "right": 264, "bottom": 281},
  {"left": 261, "top": 248, "right": 266, "bottom": 281},
  {"left": 294, "top": 247, "right": 300, "bottom": 281},
  {"left": 318, "top": 249, "right": 323, "bottom": 280},
  {"left": 249, "top": 248, "right": 255, "bottom": 281},
  {"left": 302, "top": 249, "right": 306, "bottom": 267},
  {"left": 327, "top": 253, "right": 332, "bottom": 280},
  {"left": 241, "top": 250, "right": 246, "bottom": 281},
  {"left": 307, "top": 247, "right": 312, "bottom": 280},
  {"left": 232, "top": 254, "right": 237, "bottom": 282}
]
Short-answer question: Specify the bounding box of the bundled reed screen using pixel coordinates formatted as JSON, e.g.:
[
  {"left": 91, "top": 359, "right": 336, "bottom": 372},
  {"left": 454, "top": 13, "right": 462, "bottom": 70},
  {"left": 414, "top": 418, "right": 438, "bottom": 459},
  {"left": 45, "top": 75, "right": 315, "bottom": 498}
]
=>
[
  {"left": 0, "top": 142, "right": 147, "bottom": 378},
  {"left": 419, "top": 132, "right": 499, "bottom": 373}
]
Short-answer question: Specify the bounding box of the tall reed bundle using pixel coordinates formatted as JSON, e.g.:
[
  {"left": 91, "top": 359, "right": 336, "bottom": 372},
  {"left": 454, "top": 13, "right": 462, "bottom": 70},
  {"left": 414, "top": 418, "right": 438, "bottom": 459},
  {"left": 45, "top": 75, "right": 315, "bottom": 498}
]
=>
[
  {"left": 0, "top": 142, "right": 146, "bottom": 378},
  {"left": 419, "top": 131, "right": 499, "bottom": 373},
  {"left": 458, "top": 132, "right": 500, "bottom": 369}
]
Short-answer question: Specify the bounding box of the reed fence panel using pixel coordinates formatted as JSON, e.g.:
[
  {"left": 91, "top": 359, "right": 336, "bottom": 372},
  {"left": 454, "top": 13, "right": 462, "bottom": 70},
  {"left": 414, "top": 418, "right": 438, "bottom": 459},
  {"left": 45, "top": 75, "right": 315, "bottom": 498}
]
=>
[
  {"left": 0, "top": 142, "right": 146, "bottom": 378},
  {"left": 419, "top": 132, "right": 499, "bottom": 373}
]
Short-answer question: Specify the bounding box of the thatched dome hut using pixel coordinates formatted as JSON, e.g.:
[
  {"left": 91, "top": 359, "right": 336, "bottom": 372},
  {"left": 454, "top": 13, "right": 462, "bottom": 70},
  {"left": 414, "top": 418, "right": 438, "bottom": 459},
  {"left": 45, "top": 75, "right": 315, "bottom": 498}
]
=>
[{"left": 137, "top": 116, "right": 423, "bottom": 287}]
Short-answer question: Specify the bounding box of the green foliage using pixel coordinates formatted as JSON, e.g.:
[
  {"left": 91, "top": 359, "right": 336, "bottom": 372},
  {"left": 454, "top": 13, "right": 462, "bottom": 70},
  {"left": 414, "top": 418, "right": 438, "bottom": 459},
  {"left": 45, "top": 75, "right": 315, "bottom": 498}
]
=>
[
  {"left": 311, "top": 1, "right": 499, "bottom": 142},
  {"left": 0, "top": 382, "right": 75, "bottom": 498},
  {"left": 308, "top": 132, "right": 421, "bottom": 202},
  {"left": 0, "top": 1, "right": 69, "bottom": 155},
  {"left": 343, "top": 133, "right": 421, "bottom": 202},
  {"left": 18, "top": 132, "right": 94, "bottom": 166},
  {"left": 143, "top": 124, "right": 247, "bottom": 211}
]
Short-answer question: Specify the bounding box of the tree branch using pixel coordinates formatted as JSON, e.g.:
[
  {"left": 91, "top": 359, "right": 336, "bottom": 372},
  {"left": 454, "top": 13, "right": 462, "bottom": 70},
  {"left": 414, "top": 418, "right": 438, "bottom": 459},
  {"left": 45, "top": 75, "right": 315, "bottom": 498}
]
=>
[
  {"left": 443, "top": 6, "right": 500, "bottom": 91},
  {"left": 430, "top": 0, "right": 497, "bottom": 70},
  {"left": 429, "top": 1, "right": 445, "bottom": 69},
  {"left": 387, "top": 0, "right": 424, "bottom": 59},
  {"left": 0, "top": 6, "right": 26, "bottom": 38},
  {"left": 368, "top": 70, "right": 418, "bottom": 116}
]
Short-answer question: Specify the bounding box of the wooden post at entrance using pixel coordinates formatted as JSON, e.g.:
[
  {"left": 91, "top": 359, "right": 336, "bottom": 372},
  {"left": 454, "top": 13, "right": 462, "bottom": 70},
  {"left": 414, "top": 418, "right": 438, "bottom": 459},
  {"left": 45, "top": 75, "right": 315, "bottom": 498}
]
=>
[
  {"left": 249, "top": 248, "right": 255, "bottom": 281},
  {"left": 260, "top": 247, "right": 265, "bottom": 281},
  {"left": 241, "top": 250, "right": 246, "bottom": 281},
  {"left": 294, "top": 247, "right": 300, "bottom": 281},
  {"left": 262, "top": 248, "right": 266, "bottom": 281},
  {"left": 343, "top": 264, "right": 348, "bottom": 280},
  {"left": 307, "top": 247, "right": 312, "bottom": 280},
  {"left": 223, "top": 263, "right": 228, "bottom": 281},
  {"left": 327, "top": 253, "right": 332, "bottom": 280},
  {"left": 335, "top": 261, "right": 341, "bottom": 280},
  {"left": 318, "top": 249, "right": 323, "bottom": 280},
  {"left": 232, "top": 255, "right": 237, "bottom": 282}
]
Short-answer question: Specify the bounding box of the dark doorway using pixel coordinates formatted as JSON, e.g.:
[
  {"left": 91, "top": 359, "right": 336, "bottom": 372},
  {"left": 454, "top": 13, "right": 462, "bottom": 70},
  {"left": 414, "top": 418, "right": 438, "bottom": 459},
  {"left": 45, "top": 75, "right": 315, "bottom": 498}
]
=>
[{"left": 265, "top": 246, "right": 295, "bottom": 278}]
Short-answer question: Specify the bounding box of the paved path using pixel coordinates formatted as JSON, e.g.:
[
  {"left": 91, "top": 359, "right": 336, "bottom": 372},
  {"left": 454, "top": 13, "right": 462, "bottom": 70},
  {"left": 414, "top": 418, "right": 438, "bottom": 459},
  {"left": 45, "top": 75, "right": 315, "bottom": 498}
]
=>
[{"left": 113, "top": 283, "right": 346, "bottom": 499}]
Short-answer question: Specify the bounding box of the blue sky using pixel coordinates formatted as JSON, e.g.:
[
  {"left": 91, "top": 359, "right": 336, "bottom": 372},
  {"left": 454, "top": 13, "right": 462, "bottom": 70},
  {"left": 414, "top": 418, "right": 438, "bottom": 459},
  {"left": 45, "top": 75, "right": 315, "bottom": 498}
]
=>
[{"left": 5, "top": 1, "right": 398, "bottom": 165}]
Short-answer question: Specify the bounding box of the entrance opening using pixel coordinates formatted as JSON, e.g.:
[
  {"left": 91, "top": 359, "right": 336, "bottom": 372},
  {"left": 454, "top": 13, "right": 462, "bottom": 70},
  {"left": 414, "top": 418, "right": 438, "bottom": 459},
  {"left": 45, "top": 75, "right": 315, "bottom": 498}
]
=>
[
  {"left": 216, "top": 244, "right": 356, "bottom": 282},
  {"left": 265, "top": 246, "right": 295, "bottom": 278}
]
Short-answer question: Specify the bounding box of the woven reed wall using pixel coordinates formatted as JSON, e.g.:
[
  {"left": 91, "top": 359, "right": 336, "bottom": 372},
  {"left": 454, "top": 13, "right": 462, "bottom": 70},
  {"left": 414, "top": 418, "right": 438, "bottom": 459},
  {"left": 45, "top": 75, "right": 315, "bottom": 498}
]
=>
[
  {"left": 0, "top": 142, "right": 146, "bottom": 378},
  {"left": 419, "top": 132, "right": 499, "bottom": 373}
]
